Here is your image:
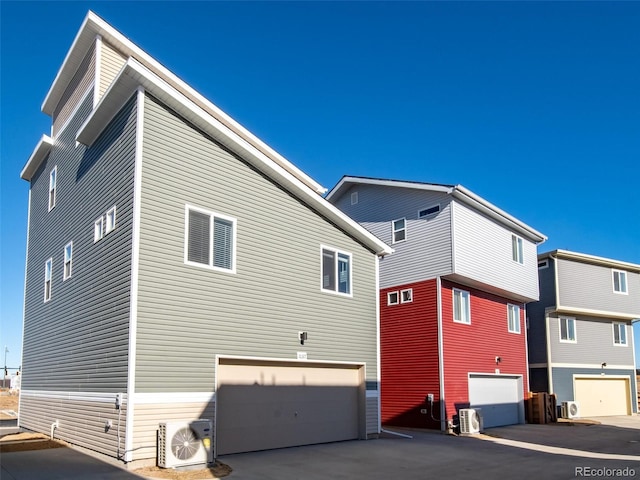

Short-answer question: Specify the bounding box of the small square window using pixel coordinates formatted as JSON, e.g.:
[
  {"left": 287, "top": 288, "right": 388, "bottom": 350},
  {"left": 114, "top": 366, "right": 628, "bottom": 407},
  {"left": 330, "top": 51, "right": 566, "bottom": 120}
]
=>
[
  {"left": 105, "top": 206, "right": 117, "bottom": 234},
  {"left": 392, "top": 218, "right": 406, "bottom": 243},
  {"left": 507, "top": 304, "right": 520, "bottom": 333},
  {"left": 44, "top": 258, "right": 52, "bottom": 302},
  {"left": 48, "top": 166, "right": 57, "bottom": 211},
  {"left": 401, "top": 289, "right": 413, "bottom": 303},
  {"left": 63, "top": 242, "right": 73, "bottom": 280},
  {"left": 387, "top": 291, "right": 399, "bottom": 305},
  {"left": 559, "top": 317, "right": 576, "bottom": 343},
  {"left": 94, "top": 217, "right": 104, "bottom": 242},
  {"left": 351, "top": 192, "right": 358, "bottom": 205},
  {"left": 453, "top": 289, "right": 470, "bottom": 324},
  {"left": 612, "top": 270, "right": 628, "bottom": 294},
  {"left": 512, "top": 235, "right": 524, "bottom": 264},
  {"left": 613, "top": 323, "right": 627, "bottom": 346}
]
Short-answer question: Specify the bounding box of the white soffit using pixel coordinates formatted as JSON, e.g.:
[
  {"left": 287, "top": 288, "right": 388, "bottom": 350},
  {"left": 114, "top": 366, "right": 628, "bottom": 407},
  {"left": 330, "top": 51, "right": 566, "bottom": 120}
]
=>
[{"left": 20, "top": 135, "right": 54, "bottom": 181}]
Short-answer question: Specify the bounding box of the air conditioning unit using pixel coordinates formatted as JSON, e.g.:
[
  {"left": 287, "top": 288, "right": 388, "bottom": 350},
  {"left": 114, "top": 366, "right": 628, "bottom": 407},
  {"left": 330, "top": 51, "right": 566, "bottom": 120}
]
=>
[
  {"left": 561, "top": 401, "right": 580, "bottom": 419},
  {"left": 158, "top": 419, "right": 213, "bottom": 468},
  {"left": 459, "top": 408, "right": 483, "bottom": 435}
]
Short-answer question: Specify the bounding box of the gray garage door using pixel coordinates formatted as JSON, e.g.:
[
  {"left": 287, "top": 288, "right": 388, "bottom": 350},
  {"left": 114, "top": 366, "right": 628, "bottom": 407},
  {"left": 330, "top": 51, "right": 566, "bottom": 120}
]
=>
[
  {"left": 216, "top": 358, "right": 364, "bottom": 455},
  {"left": 468, "top": 374, "right": 523, "bottom": 428}
]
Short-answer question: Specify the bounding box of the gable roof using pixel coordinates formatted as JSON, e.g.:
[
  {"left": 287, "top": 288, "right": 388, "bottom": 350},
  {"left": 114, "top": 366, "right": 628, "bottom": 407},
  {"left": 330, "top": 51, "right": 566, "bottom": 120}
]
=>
[
  {"left": 326, "top": 175, "right": 547, "bottom": 244},
  {"left": 540, "top": 249, "right": 640, "bottom": 273},
  {"left": 25, "top": 11, "right": 393, "bottom": 257}
]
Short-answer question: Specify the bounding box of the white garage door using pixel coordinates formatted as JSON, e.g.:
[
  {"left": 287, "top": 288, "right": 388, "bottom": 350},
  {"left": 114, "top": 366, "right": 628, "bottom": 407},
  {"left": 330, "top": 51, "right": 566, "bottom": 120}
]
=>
[
  {"left": 574, "top": 377, "right": 631, "bottom": 417},
  {"left": 216, "top": 358, "right": 364, "bottom": 455},
  {"left": 468, "top": 374, "right": 523, "bottom": 428}
]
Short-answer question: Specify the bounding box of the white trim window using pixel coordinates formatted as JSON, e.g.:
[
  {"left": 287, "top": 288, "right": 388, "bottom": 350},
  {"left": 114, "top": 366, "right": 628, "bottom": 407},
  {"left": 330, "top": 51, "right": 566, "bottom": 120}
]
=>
[
  {"left": 538, "top": 259, "right": 549, "bottom": 269},
  {"left": 507, "top": 304, "right": 520, "bottom": 333},
  {"left": 613, "top": 322, "right": 627, "bottom": 346},
  {"left": 612, "top": 270, "right": 628, "bottom": 294},
  {"left": 387, "top": 291, "right": 399, "bottom": 305},
  {"left": 105, "top": 206, "right": 117, "bottom": 234},
  {"left": 401, "top": 288, "right": 413, "bottom": 303},
  {"left": 559, "top": 316, "right": 576, "bottom": 343},
  {"left": 453, "top": 288, "right": 471, "bottom": 324},
  {"left": 48, "top": 166, "right": 57, "bottom": 211},
  {"left": 185, "top": 205, "right": 236, "bottom": 273},
  {"left": 512, "top": 235, "right": 524, "bottom": 264},
  {"left": 44, "top": 258, "right": 52, "bottom": 302},
  {"left": 63, "top": 242, "right": 73, "bottom": 280},
  {"left": 94, "top": 216, "right": 104, "bottom": 242},
  {"left": 392, "top": 218, "right": 406, "bottom": 243},
  {"left": 418, "top": 204, "right": 440, "bottom": 218},
  {"left": 321, "top": 246, "right": 352, "bottom": 296}
]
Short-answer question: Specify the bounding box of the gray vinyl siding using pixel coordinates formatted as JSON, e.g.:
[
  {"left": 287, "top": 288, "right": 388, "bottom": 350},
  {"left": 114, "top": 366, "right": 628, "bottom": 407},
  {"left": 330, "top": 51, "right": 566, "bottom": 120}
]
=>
[
  {"left": 22, "top": 91, "right": 136, "bottom": 393},
  {"left": 548, "top": 313, "right": 635, "bottom": 366},
  {"left": 452, "top": 201, "right": 539, "bottom": 301},
  {"left": 526, "top": 258, "right": 557, "bottom": 364},
  {"left": 556, "top": 258, "right": 640, "bottom": 316},
  {"left": 135, "top": 94, "right": 379, "bottom": 396},
  {"left": 330, "top": 184, "right": 453, "bottom": 289},
  {"left": 99, "top": 41, "right": 127, "bottom": 100},
  {"left": 52, "top": 43, "right": 96, "bottom": 137}
]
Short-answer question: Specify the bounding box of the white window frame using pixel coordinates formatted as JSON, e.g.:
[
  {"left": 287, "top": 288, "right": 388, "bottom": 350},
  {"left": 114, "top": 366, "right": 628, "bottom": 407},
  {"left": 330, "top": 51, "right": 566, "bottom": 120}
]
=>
[
  {"left": 453, "top": 288, "right": 471, "bottom": 324},
  {"left": 184, "top": 204, "right": 237, "bottom": 274},
  {"left": 48, "top": 166, "right": 57, "bottom": 211},
  {"left": 350, "top": 191, "right": 358, "bottom": 205},
  {"left": 63, "top": 242, "right": 73, "bottom": 280},
  {"left": 538, "top": 259, "right": 549, "bottom": 269},
  {"left": 507, "top": 304, "right": 521, "bottom": 334},
  {"left": 320, "top": 245, "right": 352, "bottom": 297},
  {"left": 387, "top": 291, "right": 399, "bottom": 305},
  {"left": 613, "top": 322, "right": 627, "bottom": 346},
  {"left": 512, "top": 235, "right": 524, "bottom": 264},
  {"left": 94, "top": 216, "right": 104, "bottom": 242},
  {"left": 392, "top": 218, "right": 406, "bottom": 244},
  {"left": 612, "top": 270, "right": 628, "bottom": 295},
  {"left": 401, "top": 288, "right": 413, "bottom": 304},
  {"left": 44, "top": 258, "right": 52, "bottom": 302},
  {"left": 559, "top": 316, "right": 577, "bottom": 343},
  {"left": 418, "top": 204, "right": 440, "bottom": 218},
  {"left": 105, "top": 206, "right": 117, "bottom": 234}
]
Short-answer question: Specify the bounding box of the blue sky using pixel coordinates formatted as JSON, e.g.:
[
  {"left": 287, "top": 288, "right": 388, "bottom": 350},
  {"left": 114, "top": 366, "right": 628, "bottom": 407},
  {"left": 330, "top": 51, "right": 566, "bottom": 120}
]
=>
[{"left": 1, "top": 1, "right": 639, "bottom": 371}]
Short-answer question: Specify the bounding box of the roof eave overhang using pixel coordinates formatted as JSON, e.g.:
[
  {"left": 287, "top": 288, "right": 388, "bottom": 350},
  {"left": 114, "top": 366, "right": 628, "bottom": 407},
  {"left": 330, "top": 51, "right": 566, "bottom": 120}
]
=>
[
  {"left": 20, "top": 135, "right": 54, "bottom": 181},
  {"left": 542, "top": 249, "right": 640, "bottom": 272},
  {"left": 76, "top": 60, "right": 393, "bottom": 257},
  {"left": 326, "top": 176, "right": 453, "bottom": 202}
]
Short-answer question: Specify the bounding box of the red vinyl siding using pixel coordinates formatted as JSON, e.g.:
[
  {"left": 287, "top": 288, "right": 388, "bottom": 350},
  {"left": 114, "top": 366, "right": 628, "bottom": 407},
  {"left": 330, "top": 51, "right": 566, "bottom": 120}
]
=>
[
  {"left": 380, "top": 279, "right": 440, "bottom": 428},
  {"left": 440, "top": 279, "right": 528, "bottom": 422}
]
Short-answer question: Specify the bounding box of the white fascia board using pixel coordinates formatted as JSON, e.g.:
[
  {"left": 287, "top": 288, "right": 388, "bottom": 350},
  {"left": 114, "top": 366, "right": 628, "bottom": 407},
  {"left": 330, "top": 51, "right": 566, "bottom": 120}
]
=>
[
  {"left": 77, "top": 59, "right": 393, "bottom": 256},
  {"left": 326, "top": 176, "right": 453, "bottom": 202},
  {"left": 553, "top": 305, "right": 640, "bottom": 322},
  {"left": 452, "top": 185, "right": 547, "bottom": 244},
  {"left": 544, "top": 249, "right": 640, "bottom": 273},
  {"left": 44, "top": 11, "right": 325, "bottom": 195},
  {"left": 20, "top": 134, "right": 54, "bottom": 181}
]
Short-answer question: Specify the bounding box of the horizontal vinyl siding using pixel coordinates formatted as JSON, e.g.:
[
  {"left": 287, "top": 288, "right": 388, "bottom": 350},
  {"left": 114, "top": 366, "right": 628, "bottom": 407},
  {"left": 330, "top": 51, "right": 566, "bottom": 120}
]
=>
[
  {"left": 22, "top": 92, "right": 135, "bottom": 393},
  {"left": 136, "top": 95, "right": 379, "bottom": 397},
  {"left": 99, "top": 41, "right": 127, "bottom": 100},
  {"left": 366, "top": 396, "right": 379, "bottom": 434},
  {"left": 556, "top": 258, "right": 640, "bottom": 316},
  {"left": 20, "top": 391, "right": 126, "bottom": 458},
  {"left": 53, "top": 43, "right": 96, "bottom": 137},
  {"left": 548, "top": 314, "right": 635, "bottom": 365},
  {"left": 441, "top": 280, "right": 528, "bottom": 421},
  {"left": 380, "top": 279, "right": 440, "bottom": 428},
  {"left": 330, "top": 184, "right": 453, "bottom": 289},
  {"left": 452, "top": 201, "right": 539, "bottom": 301},
  {"left": 527, "top": 260, "right": 557, "bottom": 364}
]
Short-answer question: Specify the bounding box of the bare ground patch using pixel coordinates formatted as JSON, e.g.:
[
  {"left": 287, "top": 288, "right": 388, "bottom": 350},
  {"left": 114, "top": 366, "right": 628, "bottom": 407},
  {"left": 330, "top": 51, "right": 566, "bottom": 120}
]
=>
[
  {"left": 133, "top": 463, "right": 232, "bottom": 479},
  {"left": 0, "top": 432, "right": 67, "bottom": 453}
]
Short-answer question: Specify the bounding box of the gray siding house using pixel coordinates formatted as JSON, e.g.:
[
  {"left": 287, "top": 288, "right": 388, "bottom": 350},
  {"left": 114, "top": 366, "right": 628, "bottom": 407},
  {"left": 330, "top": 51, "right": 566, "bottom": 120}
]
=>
[
  {"left": 528, "top": 250, "right": 639, "bottom": 417},
  {"left": 19, "top": 12, "right": 392, "bottom": 466}
]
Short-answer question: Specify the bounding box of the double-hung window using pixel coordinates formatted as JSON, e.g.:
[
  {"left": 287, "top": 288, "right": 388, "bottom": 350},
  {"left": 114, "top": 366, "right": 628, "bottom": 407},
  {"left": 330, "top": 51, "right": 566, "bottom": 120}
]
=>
[
  {"left": 185, "top": 205, "right": 236, "bottom": 273},
  {"left": 512, "top": 235, "right": 523, "bottom": 264},
  {"left": 453, "top": 289, "right": 470, "bottom": 324},
  {"left": 321, "top": 246, "right": 351, "bottom": 295},
  {"left": 613, "top": 323, "right": 627, "bottom": 346},
  {"left": 507, "top": 304, "right": 520, "bottom": 333},
  {"left": 612, "top": 270, "right": 628, "bottom": 294},
  {"left": 63, "top": 242, "right": 73, "bottom": 280},
  {"left": 392, "top": 218, "right": 406, "bottom": 243},
  {"left": 44, "top": 258, "right": 52, "bottom": 302},
  {"left": 559, "top": 317, "right": 576, "bottom": 343},
  {"left": 49, "top": 166, "right": 57, "bottom": 211}
]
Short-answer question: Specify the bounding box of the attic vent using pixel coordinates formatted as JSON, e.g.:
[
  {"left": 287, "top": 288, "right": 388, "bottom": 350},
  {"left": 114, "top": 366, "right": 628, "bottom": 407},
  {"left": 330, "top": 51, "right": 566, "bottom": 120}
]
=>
[
  {"left": 538, "top": 260, "right": 549, "bottom": 269},
  {"left": 418, "top": 205, "right": 440, "bottom": 218},
  {"left": 351, "top": 192, "right": 358, "bottom": 205}
]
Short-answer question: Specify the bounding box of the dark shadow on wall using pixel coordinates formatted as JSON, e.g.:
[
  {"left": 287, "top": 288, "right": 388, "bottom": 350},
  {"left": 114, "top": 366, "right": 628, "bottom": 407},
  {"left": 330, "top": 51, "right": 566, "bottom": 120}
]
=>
[{"left": 383, "top": 400, "right": 445, "bottom": 430}]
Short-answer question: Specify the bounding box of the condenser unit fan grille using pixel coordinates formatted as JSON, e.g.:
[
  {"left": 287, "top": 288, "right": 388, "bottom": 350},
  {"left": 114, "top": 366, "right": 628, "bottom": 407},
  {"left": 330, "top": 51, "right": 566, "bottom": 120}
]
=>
[{"left": 171, "top": 427, "right": 200, "bottom": 460}]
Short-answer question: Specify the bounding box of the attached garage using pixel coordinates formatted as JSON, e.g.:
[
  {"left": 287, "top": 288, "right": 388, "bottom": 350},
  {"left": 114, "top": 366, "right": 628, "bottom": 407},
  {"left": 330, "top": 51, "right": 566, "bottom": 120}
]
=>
[
  {"left": 574, "top": 376, "right": 631, "bottom": 417},
  {"left": 215, "top": 357, "right": 366, "bottom": 456},
  {"left": 468, "top": 374, "right": 524, "bottom": 428}
]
